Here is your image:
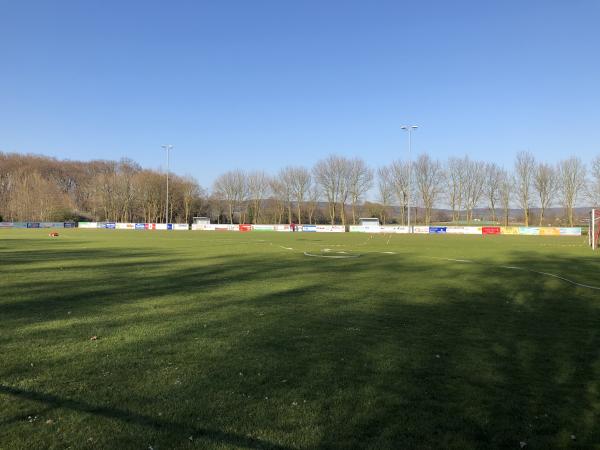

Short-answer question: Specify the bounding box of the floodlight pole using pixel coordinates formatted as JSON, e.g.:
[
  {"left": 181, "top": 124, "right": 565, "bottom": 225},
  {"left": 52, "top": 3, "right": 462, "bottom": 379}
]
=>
[
  {"left": 162, "top": 144, "right": 173, "bottom": 223},
  {"left": 401, "top": 125, "right": 418, "bottom": 231}
]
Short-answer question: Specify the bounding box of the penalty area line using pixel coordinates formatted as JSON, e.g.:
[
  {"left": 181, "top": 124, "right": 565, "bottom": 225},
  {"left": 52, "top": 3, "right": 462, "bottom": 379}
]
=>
[{"left": 435, "top": 257, "right": 600, "bottom": 291}]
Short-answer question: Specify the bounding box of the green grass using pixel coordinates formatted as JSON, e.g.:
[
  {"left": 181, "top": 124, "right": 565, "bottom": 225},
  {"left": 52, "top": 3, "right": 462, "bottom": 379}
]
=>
[{"left": 1, "top": 230, "right": 599, "bottom": 449}]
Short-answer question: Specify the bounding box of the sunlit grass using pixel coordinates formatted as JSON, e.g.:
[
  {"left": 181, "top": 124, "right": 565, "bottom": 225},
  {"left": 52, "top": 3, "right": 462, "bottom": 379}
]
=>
[{"left": 1, "top": 229, "right": 599, "bottom": 449}]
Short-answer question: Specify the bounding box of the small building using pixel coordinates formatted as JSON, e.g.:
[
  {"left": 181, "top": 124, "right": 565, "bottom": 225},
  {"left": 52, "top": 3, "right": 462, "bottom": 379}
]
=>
[{"left": 358, "top": 218, "right": 380, "bottom": 227}]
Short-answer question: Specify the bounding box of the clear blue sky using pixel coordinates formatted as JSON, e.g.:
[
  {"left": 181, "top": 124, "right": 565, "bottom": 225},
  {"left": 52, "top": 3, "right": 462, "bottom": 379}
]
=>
[{"left": 1, "top": 0, "right": 599, "bottom": 187}]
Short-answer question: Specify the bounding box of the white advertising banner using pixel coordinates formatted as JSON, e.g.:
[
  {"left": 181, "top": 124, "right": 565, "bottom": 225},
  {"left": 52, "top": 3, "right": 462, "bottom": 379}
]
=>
[
  {"left": 413, "top": 226, "right": 430, "bottom": 234},
  {"left": 192, "top": 224, "right": 216, "bottom": 230},
  {"left": 172, "top": 224, "right": 189, "bottom": 230},
  {"left": 349, "top": 225, "right": 367, "bottom": 232},
  {"left": 274, "top": 225, "right": 291, "bottom": 232},
  {"left": 315, "top": 225, "right": 346, "bottom": 233},
  {"left": 382, "top": 226, "right": 410, "bottom": 234},
  {"left": 252, "top": 224, "right": 276, "bottom": 231},
  {"left": 154, "top": 223, "right": 168, "bottom": 230},
  {"left": 78, "top": 222, "right": 98, "bottom": 229},
  {"left": 463, "top": 226, "right": 482, "bottom": 235},
  {"left": 559, "top": 227, "right": 582, "bottom": 236},
  {"left": 445, "top": 227, "right": 466, "bottom": 234}
]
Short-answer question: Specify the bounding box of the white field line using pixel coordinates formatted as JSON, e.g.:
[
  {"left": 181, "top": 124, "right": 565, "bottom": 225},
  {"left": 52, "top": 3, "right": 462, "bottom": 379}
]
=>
[
  {"left": 303, "top": 252, "right": 361, "bottom": 259},
  {"left": 434, "top": 258, "right": 600, "bottom": 291}
]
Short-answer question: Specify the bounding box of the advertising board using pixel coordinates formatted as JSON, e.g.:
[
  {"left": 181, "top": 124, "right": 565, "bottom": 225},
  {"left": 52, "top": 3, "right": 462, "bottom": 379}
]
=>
[
  {"left": 501, "top": 227, "right": 520, "bottom": 235},
  {"left": 315, "top": 225, "right": 345, "bottom": 233},
  {"left": 539, "top": 227, "right": 560, "bottom": 236},
  {"left": 413, "top": 226, "right": 430, "bottom": 234},
  {"left": 302, "top": 225, "right": 317, "bottom": 232},
  {"left": 482, "top": 226, "right": 501, "bottom": 235},
  {"left": 252, "top": 224, "right": 276, "bottom": 231},
  {"left": 559, "top": 227, "right": 582, "bottom": 236},
  {"left": 78, "top": 222, "right": 97, "bottom": 229},
  {"left": 429, "top": 226, "right": 447, "bottom": 234},
  {"left": 519, "top": 227, "right": 540, "bottom": 235}
]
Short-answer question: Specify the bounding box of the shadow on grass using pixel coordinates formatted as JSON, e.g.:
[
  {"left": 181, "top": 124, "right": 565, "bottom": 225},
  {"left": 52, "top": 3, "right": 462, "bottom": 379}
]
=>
[
  {"left": 1, "top": 239, "right": 600, "bottom": 449},
  {"left": 0, "top": 385, "right": 294, "bottom": 450}
]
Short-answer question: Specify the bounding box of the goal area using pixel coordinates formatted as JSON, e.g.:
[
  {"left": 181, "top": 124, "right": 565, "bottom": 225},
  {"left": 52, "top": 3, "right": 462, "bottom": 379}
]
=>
[{"left": 591, "top": 209, "right": 600, "bottom": 250}]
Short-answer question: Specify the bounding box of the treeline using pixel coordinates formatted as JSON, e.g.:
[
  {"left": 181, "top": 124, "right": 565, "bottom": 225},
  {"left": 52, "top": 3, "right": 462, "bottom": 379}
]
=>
[
  {"left": 1, "top": 151, "right": 599, "bottom": 225},
  {"left": 0, "top": 153, "right": 203, "bottom": 223}
]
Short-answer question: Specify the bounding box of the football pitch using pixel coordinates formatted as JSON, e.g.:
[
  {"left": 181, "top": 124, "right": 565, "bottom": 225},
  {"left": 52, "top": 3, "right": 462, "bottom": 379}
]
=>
[{"left": 1, "top": 230, "right": 599, "bottom": 449}]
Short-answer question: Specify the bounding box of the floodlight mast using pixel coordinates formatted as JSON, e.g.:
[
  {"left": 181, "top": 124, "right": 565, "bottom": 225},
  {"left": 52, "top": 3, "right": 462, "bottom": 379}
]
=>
[
  {"left": 401, "top": 125, "right": 418, "bottom": 231},
  {"left": 162, "top": 145, "right": 173, "bottom": 223}
]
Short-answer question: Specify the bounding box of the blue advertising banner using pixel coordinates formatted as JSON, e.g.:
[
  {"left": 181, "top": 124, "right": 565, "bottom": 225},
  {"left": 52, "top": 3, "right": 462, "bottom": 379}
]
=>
[
  {"left": 64, "top": 222, "right": 76, "bottom": 228},
  {"left": 135, "top": 223, "right": 146, "bottom": 230},
  {"left": 167, "top": 223, "right": 173, "bottom": 230},
  {"left": 27, "top": 222, "right": 40, "bottom": 228},
  {"left": 104, "top": 223, "right": 116, "bottom": 229},
  {"left": 302, "top": 225, "right": 317, "bottom": 232},
  {"left": 429, "top": 226, "right": 447, "bottom": 234}
]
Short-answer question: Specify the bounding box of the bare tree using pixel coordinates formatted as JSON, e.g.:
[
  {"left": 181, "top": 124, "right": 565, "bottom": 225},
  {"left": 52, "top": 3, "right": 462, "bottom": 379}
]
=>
[
  {"left": 377, "top": 166, "right": 393, "bottom": 224},
  {"left": 446, "top": 157, "right": 467, "bottom": 222},
  {"left": 390, "top": 160, "right": 410, "bottom": 225},
  {"left": 268, "top": 177, "right": 287, "bottom": 224},
  {"left": 213, "top": 170, "right": 247, "bottom": 224},
  {"left": 313, "top": 155, "right": 351, "bottom": 225},
  {"left": 463, "top": 160, "right": 486, "bottom": 222},
  {"left": 348, "top": 158, "right": 373, "bottom": 225},
  {"left": 288, "top": 167, "right": 312, "bottom": 224},
  {"left": 499, "top": 169, "right": 512, "bottom": 226},
  {"left": 247, "top": 171, "right": 270, "bottom": 224},
  {"left": 306, "top": 183, "right": 321, "bottom": 225},
  {"left": 484, "top": 163, "right": 502, "bottom": 222},
  {"left": 533, "top": 162, "right": 558, "bottom": 226},
  {"left": 277, "top": 167, "right": 297, "bottom": 223},
  {"left": 588, "top": 155, "right": 600, "bottom": 207},
  {"left": 514, "top": 151, "right": 535, "bottom": 226},
  {"left": 558, "top": 157, "right": 586, "bottom": 226},
  {"left": 414, "top": 154, "right": 444, "bottom": 225},
  {"left": 180, "top": 176, "right": 202, "bottom": 224}
]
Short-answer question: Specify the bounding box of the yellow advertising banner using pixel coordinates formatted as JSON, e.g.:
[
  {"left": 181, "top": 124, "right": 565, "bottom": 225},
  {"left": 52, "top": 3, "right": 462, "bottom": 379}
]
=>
[
  {"left": 501, "top": 227, "right": 520, "bottom": 235},
  {"left": 539, "top": 227, "right": 561, "bottom": 236}
]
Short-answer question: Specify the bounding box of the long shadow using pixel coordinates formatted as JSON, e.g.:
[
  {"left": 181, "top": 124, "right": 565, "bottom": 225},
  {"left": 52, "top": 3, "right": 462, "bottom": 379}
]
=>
[
  {"left": 0, "top": 385, "right": 293, "bottom": 450},
  {"left": 2, "top": 238, "right": 600, "bottom": 448}
]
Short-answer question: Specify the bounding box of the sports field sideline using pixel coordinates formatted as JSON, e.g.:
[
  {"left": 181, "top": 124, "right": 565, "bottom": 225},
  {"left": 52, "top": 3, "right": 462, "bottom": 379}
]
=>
[{"left": 1, "top": 229, "right": 599, "bottom": 449}]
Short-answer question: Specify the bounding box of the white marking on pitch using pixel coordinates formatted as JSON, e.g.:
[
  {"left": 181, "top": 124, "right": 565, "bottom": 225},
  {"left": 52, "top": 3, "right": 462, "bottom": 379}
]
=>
[
  {"left": 279, "top": 245, "right": 294, "bottom": 250},
  {"left": 437, "top": 259, "right": 600, "bottom": 291},
  {"left": 303, "top": 252, "right": 361, "bottom": 259}
]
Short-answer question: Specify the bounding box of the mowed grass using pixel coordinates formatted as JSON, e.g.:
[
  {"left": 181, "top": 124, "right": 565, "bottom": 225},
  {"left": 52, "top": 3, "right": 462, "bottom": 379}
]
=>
[{"left": 1, "top": 230, "right": 599, "bottom": 450}]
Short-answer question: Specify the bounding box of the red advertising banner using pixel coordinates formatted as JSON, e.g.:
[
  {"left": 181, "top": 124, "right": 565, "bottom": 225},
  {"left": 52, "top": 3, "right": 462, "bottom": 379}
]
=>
[
  {"left": 239, "top": 224, "right": 252, "bottom": 232},
  {"left": 482, "top": 226, "right": 501, "bottom": 235}
]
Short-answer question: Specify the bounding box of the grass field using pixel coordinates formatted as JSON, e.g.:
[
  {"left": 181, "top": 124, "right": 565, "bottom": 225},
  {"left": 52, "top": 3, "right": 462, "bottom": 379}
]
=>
[{"left": 1, "top": 230, "right": 599, "bottom": 449}]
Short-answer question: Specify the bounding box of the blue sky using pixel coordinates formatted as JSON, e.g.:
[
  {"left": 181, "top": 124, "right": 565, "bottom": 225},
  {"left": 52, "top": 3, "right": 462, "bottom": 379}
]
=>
[{"left": 1, "top": 0, "right": 599, "bottom": 187}]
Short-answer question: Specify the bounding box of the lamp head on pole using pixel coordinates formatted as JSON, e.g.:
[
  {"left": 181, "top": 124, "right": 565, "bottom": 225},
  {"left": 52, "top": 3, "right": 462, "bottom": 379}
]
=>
[{"left": 401, "top": 125, "right": 418, "bottom": 131}]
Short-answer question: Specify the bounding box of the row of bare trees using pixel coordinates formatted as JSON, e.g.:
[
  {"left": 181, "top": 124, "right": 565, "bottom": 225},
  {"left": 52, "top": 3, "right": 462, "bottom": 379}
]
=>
[
  {"left": 212, "top": 152, "right": 600, "bottom": 226},
  {"left": 1, "top": 151, "right": 599, "bottom": 225}
]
